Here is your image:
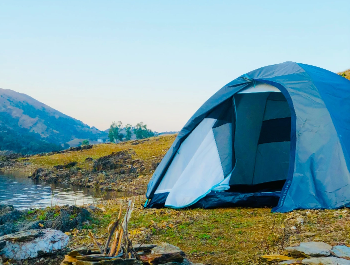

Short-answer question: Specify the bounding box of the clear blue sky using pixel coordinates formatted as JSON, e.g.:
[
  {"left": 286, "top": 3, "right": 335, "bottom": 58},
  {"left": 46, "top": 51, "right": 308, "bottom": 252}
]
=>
[{"left": 1, "top": 1, "right": 349, "bottom": 132}]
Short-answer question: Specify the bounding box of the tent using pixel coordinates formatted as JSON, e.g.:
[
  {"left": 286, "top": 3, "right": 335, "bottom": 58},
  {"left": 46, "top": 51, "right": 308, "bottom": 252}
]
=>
[{"left": 145, "top": 62, "right": 350, "bottom": 212}]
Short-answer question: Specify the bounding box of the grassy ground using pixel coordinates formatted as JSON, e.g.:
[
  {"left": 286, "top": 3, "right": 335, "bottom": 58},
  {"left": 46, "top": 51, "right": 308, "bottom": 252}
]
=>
[
  {"left": 10, "top": 134, "right": 350, "bottom": 264},
  {"left": 25, "top": 135, "right": 176, "bottom": 172},
  {"left": 67, "top": 197, "right": 350, "bottom": 265}
]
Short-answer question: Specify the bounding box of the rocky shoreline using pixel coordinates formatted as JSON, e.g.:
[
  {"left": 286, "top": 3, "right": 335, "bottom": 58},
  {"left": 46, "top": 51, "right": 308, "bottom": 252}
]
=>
[
  {"left": 28, "top": 149, "right": 151, "bottom": 194},
  {"left": 0, "top": 141, "right": 164, "bottom": 195}
]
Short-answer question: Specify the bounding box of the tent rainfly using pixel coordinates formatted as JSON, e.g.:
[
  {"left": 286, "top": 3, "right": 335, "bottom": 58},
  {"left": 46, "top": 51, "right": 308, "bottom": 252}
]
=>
[{"left": 145, "top": 62, "right": 350, "bottom": 212}]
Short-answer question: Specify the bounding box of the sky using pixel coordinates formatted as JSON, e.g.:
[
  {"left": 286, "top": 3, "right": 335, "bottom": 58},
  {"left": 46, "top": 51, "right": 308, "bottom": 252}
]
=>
[{"left": 1, "top": 1, "right": 349, "bottom": 132}]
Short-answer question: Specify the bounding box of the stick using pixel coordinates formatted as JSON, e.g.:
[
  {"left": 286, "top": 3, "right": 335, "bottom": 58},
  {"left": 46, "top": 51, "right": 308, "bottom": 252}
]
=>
[
  {"left": 122, "top": 200, "right": 133, "bottom": 258},
  {"left": 115, "top": 227, "right": 124, "bottom": 257},
  {"left": 88, "top": 230, "right": 102, "bottom": 253},
  {"left": 104, "top": 204, "right": 122, "bottom": 254},
  {"left": 109, "top": 230, "right": 119, "bottom": 257}
]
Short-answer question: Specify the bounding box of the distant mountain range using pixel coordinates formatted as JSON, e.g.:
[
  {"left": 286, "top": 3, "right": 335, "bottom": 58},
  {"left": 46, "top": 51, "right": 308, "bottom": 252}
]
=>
[{"left": 0, "top": 88, "right": 106, "bottom": 154}]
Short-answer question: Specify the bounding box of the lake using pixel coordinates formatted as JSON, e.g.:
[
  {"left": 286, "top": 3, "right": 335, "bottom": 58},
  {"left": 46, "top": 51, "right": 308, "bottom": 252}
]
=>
[{"left": 0, "top": 171, "right": 120, "bottom": 210}]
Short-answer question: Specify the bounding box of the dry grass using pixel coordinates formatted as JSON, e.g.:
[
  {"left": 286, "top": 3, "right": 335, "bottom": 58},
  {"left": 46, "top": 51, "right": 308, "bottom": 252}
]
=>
[
  {"left": 339, "top": 69, "right": 350, "bottom": 80},
  {"left": 67, "top": 197, "right": 350, "bottom": 265},
  {"left": 25, "top": 135, "right": 176, "bottom": 171},
  {"left": 17, "top": 133, "right": 350, "bottom": 264}
]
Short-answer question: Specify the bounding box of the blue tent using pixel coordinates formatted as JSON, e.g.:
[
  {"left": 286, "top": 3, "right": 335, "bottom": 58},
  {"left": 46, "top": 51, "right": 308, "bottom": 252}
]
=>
[{"left": 145, "top": 62, "right": 350, "bottom": 212}]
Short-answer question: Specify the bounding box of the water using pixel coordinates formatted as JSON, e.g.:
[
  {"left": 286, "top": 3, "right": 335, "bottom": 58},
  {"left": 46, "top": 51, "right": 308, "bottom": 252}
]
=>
[{"left": 0, "top": 172, "right": 120, "bottom": 210}]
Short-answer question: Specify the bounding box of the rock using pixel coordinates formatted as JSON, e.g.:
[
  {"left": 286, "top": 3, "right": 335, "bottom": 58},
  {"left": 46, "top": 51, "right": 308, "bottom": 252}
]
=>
[
  {"left": 87, "top": 205, "right": 103, "bottom": 213},
  {"left": 0, "top": 229, "right": 43, "bottom": 242},
  {"left": 302, "top": 257, "right": 350, "bottom": 264},
  {"left": 0, "top": 205, "right": 22, "bottom": 225},
  {"left": 68, "top": 247, "right": 101, "bottom": 257},
  {"left": 0, "top": 205, "right": 23, "bottom": 236},
  {"left": 0, "top": 256, "right": 2, "bottom": 265},
  {"left": 44, "top": 205, "right": 91, "bottom": 232},
  {"left": 279, "top": 260, "right": 303, "bottom": 264},
  {"left": 0, "top": 241, "right": 5, "bottom": 251},
  {"left": 133, "top": 244, "right": 157, "bottom": 252},
  {"left": 285, "top": 242, "right": 332, "bottom": 257},
  {"left": 0, "top": 229, "right": 69, "bottom": 260},
  {"left": 331, "top": 245, "right": 350, "bottom": 260},
  {"left": 0, "top": 223, "right": 17, "bottom": 237},
  {"left": 74, "top": 258, "right": 142, "bottom": 264},
  {"left": 54, "top": 162, "right": 78, "bottom": 170},
  {"left": 140, "top": 242, "right": 185, "bottom": 264},
  {"left": 29, "top": 168, "right": 48, "bottom": 180}
]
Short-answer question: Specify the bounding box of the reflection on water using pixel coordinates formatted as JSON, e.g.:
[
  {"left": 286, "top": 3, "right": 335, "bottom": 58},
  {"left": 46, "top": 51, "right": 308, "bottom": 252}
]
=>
[{"left": 0, "top": 172, "right": 121, "bottom": 210}]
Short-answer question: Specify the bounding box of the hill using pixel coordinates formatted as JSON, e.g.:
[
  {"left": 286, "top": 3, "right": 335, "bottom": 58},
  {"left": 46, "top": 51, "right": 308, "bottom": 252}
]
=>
[
  {"left": 339, "top": 69, "right": 350, "bottom": 80},
  {"left": 0, "top": 88, "right": 106, "bottom": 154}
]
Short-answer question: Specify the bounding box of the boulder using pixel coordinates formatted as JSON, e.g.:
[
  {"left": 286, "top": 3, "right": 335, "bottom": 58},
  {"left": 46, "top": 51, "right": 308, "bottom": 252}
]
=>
[
  {"left": 0, "top": 229, "right": 69, "bottom": 260},
  {"left": 302, "top": 257, "right": 350, "bottom": 264},
  {"left": 0, "top": 205, "right": 22, "bottom": 225},
  {"left": 285, "top": 242, "right": 332, "bottom": 257},
  {"left": 140, "top": 242, "right": 185, "bottom": 264},
  {"left": 44, "top": 205, "right": 91, "bottom": 232},
  {"left": 331, "top": 245, "right": 350, "bottom": 260}
]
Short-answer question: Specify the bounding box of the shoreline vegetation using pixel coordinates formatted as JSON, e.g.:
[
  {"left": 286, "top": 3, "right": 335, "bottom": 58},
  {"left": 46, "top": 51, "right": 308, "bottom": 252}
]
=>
[{"left": 2, "top": 135, "right": 350, "bottom": 264}]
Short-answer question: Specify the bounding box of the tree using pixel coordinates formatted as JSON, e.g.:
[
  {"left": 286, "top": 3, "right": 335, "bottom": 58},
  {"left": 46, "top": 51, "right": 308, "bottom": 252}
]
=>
[
  {"left": 133, "top": 122, "right": 155, "bottom": 139},
  {"left": 108, "top": 121, "right": 124, "bottom": 142},
  {"left": 125, "top": 124, "right": 132, "bottom": 141},
  {"left": 81, "top": 140, "right": 90, "bottom": 146}
]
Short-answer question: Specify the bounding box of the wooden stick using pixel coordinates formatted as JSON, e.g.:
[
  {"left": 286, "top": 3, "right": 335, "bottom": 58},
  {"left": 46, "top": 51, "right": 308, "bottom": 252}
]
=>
[
  {"left": 104, "top": 204, "right": 122, "bottom": 254},
  {"left": 88, "top": 230, "right": 102, "bottom": 253},
  {"left": 115, "top": 227, "right": 124, "bottom": 257},
  {"left": 109, "top": 230, "right": 119, "bottom": 257},
  {"left": 122, "top": 200, "right": 134, "bottom": 258}
]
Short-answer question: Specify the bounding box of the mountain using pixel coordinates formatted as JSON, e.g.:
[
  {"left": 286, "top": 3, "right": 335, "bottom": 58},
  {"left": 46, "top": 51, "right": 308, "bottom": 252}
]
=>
[{"left": 0, "top": 88, "right": 106, "bottom": 154}]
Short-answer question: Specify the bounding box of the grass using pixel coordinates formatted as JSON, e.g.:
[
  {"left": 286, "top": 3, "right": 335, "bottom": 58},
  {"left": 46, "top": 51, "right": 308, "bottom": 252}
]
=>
[
  {"left": 24, "top": 134, "right": 176, "bottom": 172},
  {"left": 67, "top": 197, "right": 350, "bottom": 265},
  {"left": 12, "top": 133, "right": 350, "bottom": 264}
]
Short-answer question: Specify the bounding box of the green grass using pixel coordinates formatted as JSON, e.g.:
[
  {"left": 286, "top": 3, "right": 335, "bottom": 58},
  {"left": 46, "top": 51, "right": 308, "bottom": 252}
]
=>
[{"left": 13, "top": 132, "right": 350, "bottom": 264}]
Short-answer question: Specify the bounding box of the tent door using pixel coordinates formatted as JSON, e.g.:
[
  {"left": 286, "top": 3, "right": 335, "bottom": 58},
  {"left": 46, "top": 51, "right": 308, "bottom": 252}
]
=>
[{"left": 229, "top": 91, "right": 291, "bottom": 192}]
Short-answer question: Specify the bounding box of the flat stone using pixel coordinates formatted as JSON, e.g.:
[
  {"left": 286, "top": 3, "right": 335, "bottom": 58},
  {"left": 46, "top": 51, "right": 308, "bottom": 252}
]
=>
[
  {"left": 133, "top": 243, "right": 157, "bottom": 252},
  {"left": 0, "top": 229, "right": 43, "bottom": 242},
  {"left": 68, "top": 247, "right": 101, "bottom": 257},
  {"left": 140, "top": 243, "right": 185, "bottom": 264},
  {"left": 0, "top": 229, "right": 69, "bottom": 260},
  {"left": 279, "top": 260, "right": 303, "bottom": 264},
  {"left": 76, "top": 254, "right": 118, "bottom": 261},
  {"left": 331, "top": 245, "right": 350, "bottom": 260},
  {"left": 302, "top": 257, "right": 350, "bottom": 264},
  {"left": 76, "top": 259, "right": 142, "bottom": 265},
  {"left": 285, "top": 242, "right": 332, "bottom": 257}
]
